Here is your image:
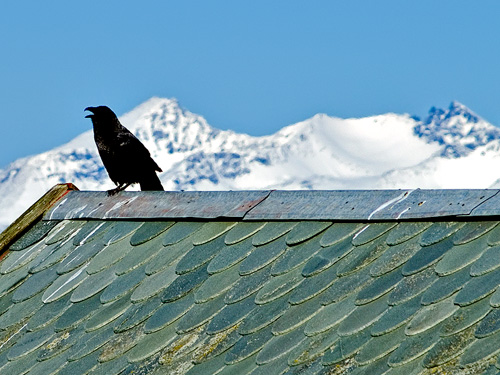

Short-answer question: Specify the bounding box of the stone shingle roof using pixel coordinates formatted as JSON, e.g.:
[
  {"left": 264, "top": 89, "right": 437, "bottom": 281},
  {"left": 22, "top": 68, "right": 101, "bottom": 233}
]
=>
[{"left": 2, "top": 187, "right": 500, "bottom": 374}]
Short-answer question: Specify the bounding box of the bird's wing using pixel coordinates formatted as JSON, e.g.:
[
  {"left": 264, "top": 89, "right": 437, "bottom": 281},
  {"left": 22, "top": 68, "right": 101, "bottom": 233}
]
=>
[{"left": 116, "top": 132, "right": 162, "bottom": 172}]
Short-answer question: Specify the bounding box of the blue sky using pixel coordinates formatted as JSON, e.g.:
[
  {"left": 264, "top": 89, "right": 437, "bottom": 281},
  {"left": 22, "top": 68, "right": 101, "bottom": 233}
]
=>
[{"left": 1, "top": 1, "right": 500, "bottom": 167}]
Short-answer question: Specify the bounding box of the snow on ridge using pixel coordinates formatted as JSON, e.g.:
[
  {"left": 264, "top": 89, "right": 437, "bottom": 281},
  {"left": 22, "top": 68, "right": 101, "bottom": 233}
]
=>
[{"left": 1, "top": 97, "right": 499, "bottom": 230}]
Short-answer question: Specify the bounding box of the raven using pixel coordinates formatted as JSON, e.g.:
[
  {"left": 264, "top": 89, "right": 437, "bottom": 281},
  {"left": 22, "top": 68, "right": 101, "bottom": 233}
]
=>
[{"left": 85, "top": 106, "right": 164, "bottom": 195}]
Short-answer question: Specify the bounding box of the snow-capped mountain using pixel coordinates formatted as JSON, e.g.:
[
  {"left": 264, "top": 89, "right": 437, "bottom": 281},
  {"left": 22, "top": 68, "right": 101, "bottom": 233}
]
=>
[{"left": 1, "top": 97, "right": 500, "bottom": 230}]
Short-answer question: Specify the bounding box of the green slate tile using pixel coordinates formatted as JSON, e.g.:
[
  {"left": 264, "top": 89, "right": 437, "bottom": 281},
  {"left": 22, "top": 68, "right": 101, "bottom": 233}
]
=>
[
  {"left": 320, "top": 271, "right": 372, "bottom": 306},
  {"left": 238, "top": 292, "right": 291, "bottom": 335},
  {"left": 287, "top": 327, "right": 339, "bottom": 366},
  {"left": 42, "top": 264, "right": 89, "bottom": 303},
  {"left": 370, "top": 235, "right": 422, "bottom": 277},
  {"left": 7, "top": 325, "right": 55, "bottom": 360},
  {"left": 98, "top": 324, "right": 143, "bottom": 362},
  {"left": 285, "top": 221, "right": 332, "bottom": 245},
  {"left": 225, "top": 222, "right": 266, "bottom": 245},
  {"left": 27, "top": 293, "right": 72, "bottom": 331},
  {"left": 99, "top": 221, "right": 142, "bottom": 245},
  {"left": 290, "top": 263, "right": 339, "bottom": 305},
  {"left": 240, "top": 236, "right": 287, "bottom": 276},
  {"left": 10, "top": 220, "right": 59, "bottom": 251},
  {"left": 195, "top": 263, "right": 241, "bottom": 303},
  {"left": 144, "top": 293, "right": 194, "bottom": 333},
  {"left": 129, "top": 221, "right": 174, "bottom": 246},
  {"left": 402, "top": 238, "right": 453, "bottom": 276},
  {"left": 385, "top": 222, "right": 432, "bottom": 246},
  {"left": 256, "top": 266, "right": 303, "bottom": 305},
  {"left": 29, "top": 239, "right": 75, "bottom": 274},
  {"left": 176, "top": 235, "right": 226, "bottom": 275},
  {"left": 489, "top": 287, "right": 500, "bottom": 307},
  {"left": 471, "top": 245, "right": 500, "bottom": 276},
  {"left": 388, "top": 321, "right": 443, "bottom": 367},
  {"left": 248, "top": 357, "right": 290, "bottom": 375},
  {"left": 176, "top": 292, "right": 227, "bottom": 333},
  {"left": 114, "top": 233, "right": 164, "bottom": 276},
  {"left": 221, "top": 353, "right": 258, "bottom": 375},
  {"left": 284, "top": 359, "right": 323, "bottom": 375},
  {"left": 0, "top": 263, "right": 29, "bottom": 296},
  {"left": 419, "top": 222, "right": 464, "bottom": 247},
  {"left": 87, "top": 355, "right": 129, "bottom": 375},
  {"left": 2, "top": 240, "right": 46, "bottom": 274},
  {"left": 322, "top": 325, "right": 372, "bottom": 365},
  {"left": 434, "top": 235, "right": 489, "bottom": 276},
  {"left": 54, "top": 293, "right": 102, "bottom": 332},
  {"left": 252, "top": 222, "right": 298, "bottom": 246},
  {"left": 338, "top": 294, "right": 389, "bottom": 336},
  {"left": 256, "top": 328, "right": 306, "bottom": 365},
  {"left": 0, "top": 348, "right": 39, "bottom": 375},
  {"left": 161, "top": 263, "right": 209, "bottom": 303},
  {"left": 459, "top": 329, "right": 500, "bottom": 367},
  {"left": 224, "top": 264, "right": 271, "bottom": 305},
  {"left": 304, "top": 294, "right": 356, "bottom": 336},
  {"left": 127, "top": 322, "right": 178, "bottom": 363},
  {"left": 207, "top": 237, "right": 255, "bottom": 275},
  {"left": 84, "top": 293, "right": 132, "bottom": 332},
  {"left": 371, "top": 294, "right": 421, "bottom": 336},
  {"left": 356, "top": 266, "right": 403, "bottom": 305},
  {"left": 488, "top": 224, "right": 500, "bottom": 246},
  {"left": 454, "top": 268, "right": 500, "bottom": 306},
  {"left": 45, "top": 220, "right": 85, "bottom": 246},
  {"left": 301, "top": 236, "right": 354, "bottom": 277},
  {"left": 406, "top": 294, "right": 458, "bottom": 336},
  {"left": 441, "top": 294, "right": 491, "bottom": 336},
  {"left": 146, "top": 236, "right": 194, "bottom": 275},
  {"left": 56, "top": 349, "right": 101, "bottom": 375},
  {"left": 352, "top": 353, "right": 391, "bottom": 375},
  {"left": 72, "top": 221, "right": 110, "bottom": 246},
  {"left": 420, "top": 266, "right": 471, "bottom": 305},
  {"left": 38, "top": 325, "right": 85, "bottom": 362},
  {"left": 185, "top": 351, "right": 227, "bottom": 375},
  {"left": 356, "top": 324, "right": 406, "bottom": 365},
  {"left": 86, "top": 234, "right": 134, "bottom": 275},
  {"left": 56, "top": 241, "right": 106, "bottom": 275},
  {"left": 113, "top": 296, "right": 162, "bottom": 333},
  {"left": 319, "top": 223, "right": 363, "bottom": 247},
  {"left": 12, "top": 267, "right": 59, "bottom": 303},
  {"left": 66, "top": 324, "right": 115, "bottom": 361},
  {"left": 70, "top": 266, "right": 117, "bottom": 302},
  {"left": 28, "top": 348, "right": 69, "bottom": 375},
  {"left": 452, "top": 221, "right": 498, "bottom": 245},
  {"left": 162, "top": 221, "right": 204, "bottom": 246},
  {"left": 100, "top": 264, "right": 146, "bottom": 303},
  {"left": 387, "top": 267, "right": 437, "bottom": 306},
  {"left": 271, "top": 236, "right": 322, "bottom": 277},
  {"left": 131, "top": 262, "right": 177, "bottom": 303},
  {"left": 352, "top": 223, "right": 396, "bottom": 246},
  {"left": 423, "top": 326, "right": 475, "bottom": 368},
  {"left": 0, "top": 289, "right": 14, "bottom": 317},
  {"left": 337, "top": 233, "right": 389, "bottom": 277},
  {"left": 272, "top": 294, "right": 322, "bottom": 335},
  {"left": 207, "top": 292, "right": 257, "bottom": 335},
  {"left": 193, "top": 327, "right": 240, "bottom": 364},
  {"left": 475, "top": 308, "right": 500, "bottom": 338},
  {"left": 192, "top": 222, "right": 237, "bottom": 246}
]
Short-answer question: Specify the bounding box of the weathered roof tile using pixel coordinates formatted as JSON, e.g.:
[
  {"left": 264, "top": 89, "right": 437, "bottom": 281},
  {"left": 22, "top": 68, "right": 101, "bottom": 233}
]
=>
[{"left": 6, "top": 189, "right": 500, "bottom": 374}]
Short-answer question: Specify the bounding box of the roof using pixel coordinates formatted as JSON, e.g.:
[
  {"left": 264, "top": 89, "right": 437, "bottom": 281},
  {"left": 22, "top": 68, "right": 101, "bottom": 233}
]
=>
[{"left": 2, "top": 185, "right": 500, "bottom": 374}]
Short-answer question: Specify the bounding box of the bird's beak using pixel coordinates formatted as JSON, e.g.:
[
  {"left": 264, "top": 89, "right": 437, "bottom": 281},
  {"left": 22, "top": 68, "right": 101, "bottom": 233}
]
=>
[{"left": 84, "top": 107, "right": 95, "bottom": 118}]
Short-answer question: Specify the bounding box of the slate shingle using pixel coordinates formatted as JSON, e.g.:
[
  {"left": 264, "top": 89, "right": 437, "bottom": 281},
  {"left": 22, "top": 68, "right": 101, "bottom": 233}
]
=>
[{"left": 5, "top": 189, "right": 500, "bottom": 374}]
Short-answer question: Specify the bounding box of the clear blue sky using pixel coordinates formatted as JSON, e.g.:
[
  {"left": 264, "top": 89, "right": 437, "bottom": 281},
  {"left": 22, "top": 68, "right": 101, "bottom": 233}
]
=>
[{"left": 1, "top": 1, "right": 500, "bottom": 168}]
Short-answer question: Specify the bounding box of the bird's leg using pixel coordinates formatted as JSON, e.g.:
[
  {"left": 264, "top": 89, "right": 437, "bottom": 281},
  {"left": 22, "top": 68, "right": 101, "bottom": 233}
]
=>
[{"left": 107, "top": 183, "right": 132, "bottom": 196}]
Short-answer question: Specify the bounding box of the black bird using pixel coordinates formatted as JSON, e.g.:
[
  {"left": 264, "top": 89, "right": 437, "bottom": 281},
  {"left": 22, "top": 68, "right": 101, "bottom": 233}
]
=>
[{"left": 85, "top": 105, "right": 164, "bottom": 195}]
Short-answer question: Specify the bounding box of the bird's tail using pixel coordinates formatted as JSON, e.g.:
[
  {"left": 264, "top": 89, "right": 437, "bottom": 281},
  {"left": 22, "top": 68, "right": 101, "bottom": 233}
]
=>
[{"left": 140, "top": 172, "right": 164, "bottom": 191}]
